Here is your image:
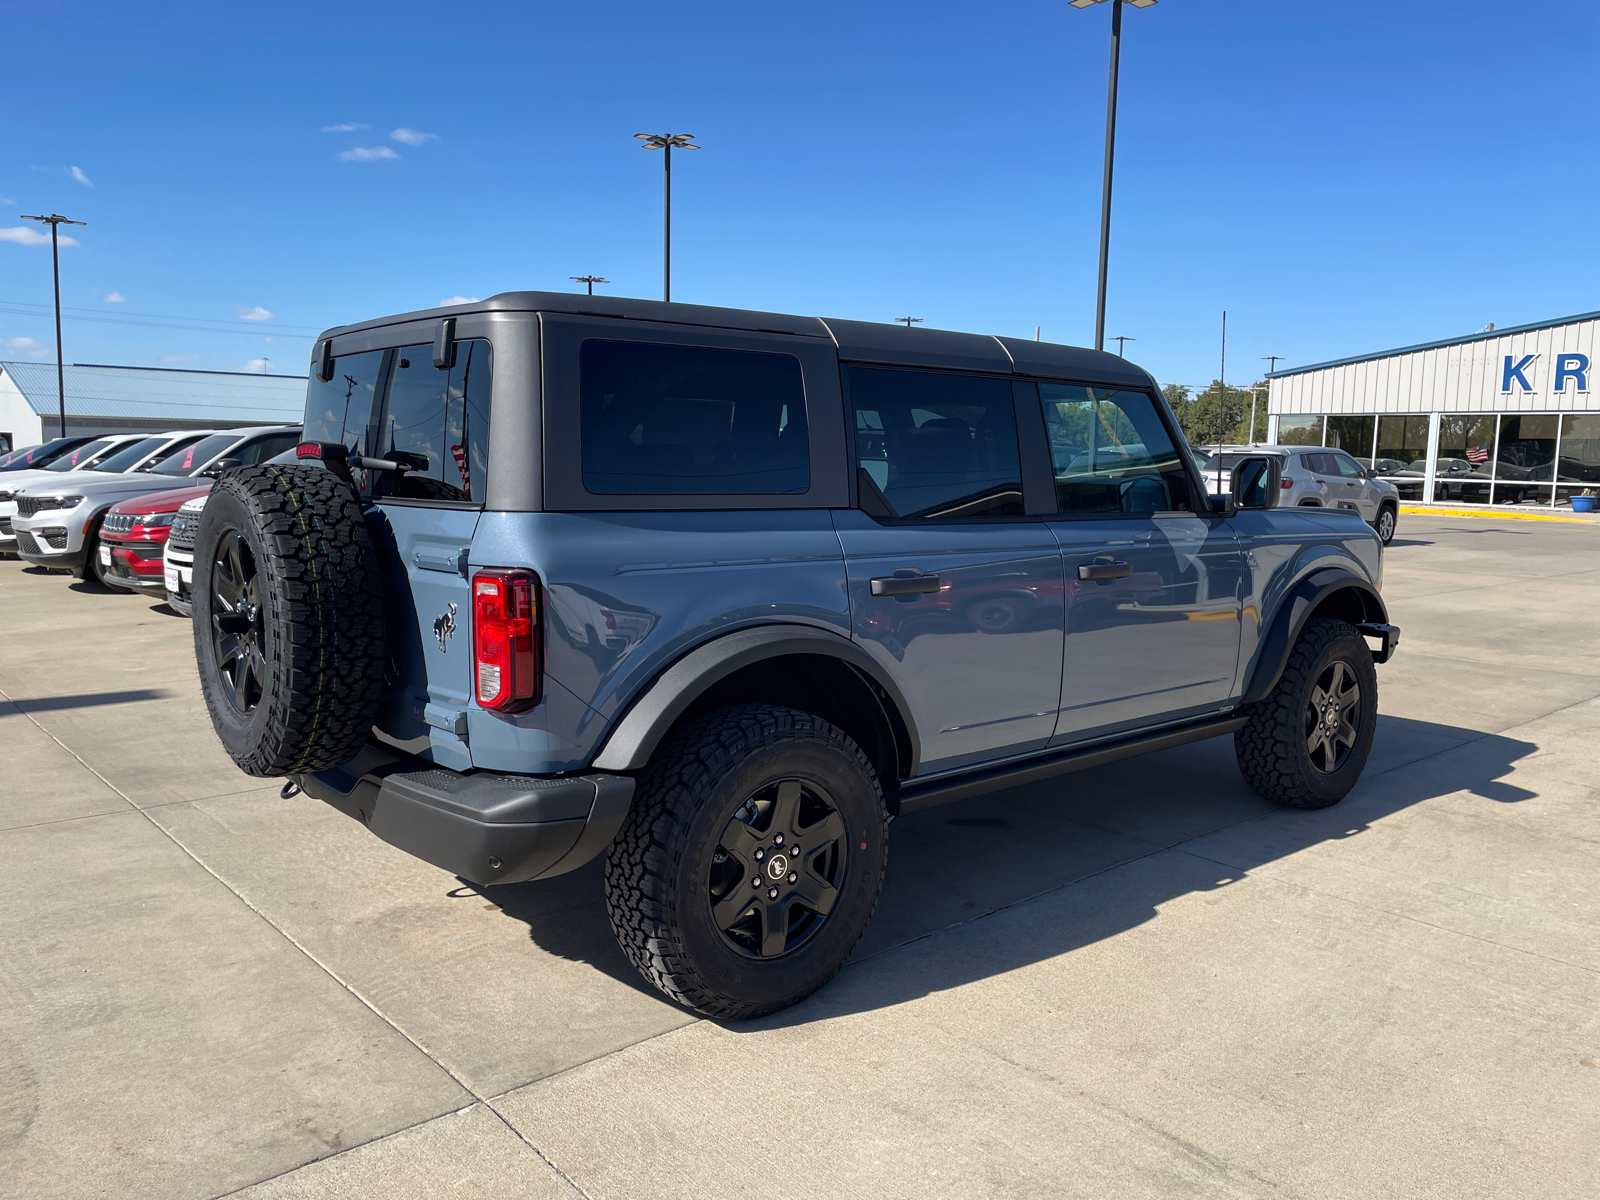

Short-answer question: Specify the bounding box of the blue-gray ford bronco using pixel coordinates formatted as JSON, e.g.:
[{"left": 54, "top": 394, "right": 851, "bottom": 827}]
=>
[{"left": 192, "top": 293, "right": 1398, "bottom": 1019}]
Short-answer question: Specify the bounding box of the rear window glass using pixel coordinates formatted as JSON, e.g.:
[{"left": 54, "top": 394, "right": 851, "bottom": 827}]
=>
[
  {"left": 302, "top": 349, "right": 387, "bottom": 451},
  {"left": 379, "top": 340, "right": 492, "bottom": 502},
  {"left": 581, "top": 340, "right": 809, "bottom": 495}
]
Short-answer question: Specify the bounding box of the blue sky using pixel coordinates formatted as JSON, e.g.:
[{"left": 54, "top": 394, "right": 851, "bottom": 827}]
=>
[{"left": 2, "top": 0, "right": 1597, "bottom": 392}]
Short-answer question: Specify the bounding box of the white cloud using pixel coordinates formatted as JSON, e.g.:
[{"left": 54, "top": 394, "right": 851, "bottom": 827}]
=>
[
  {"left": 68, "top": 165, "right": 93, "bottom": 188},
  {"left": 0, "top": 196, "right": 13, "bottom": 205},
  {"left": 391, "top": 128, "right": 438, "bottom": 146},
  {"left": 438, "top": 295, "right": 480, "bottom": 307},
  {"left": 161, "top": 353, "right": 203, "bottom": 363},
  {"left": 321, "top": 122, "right": 369, "bottom": 133},
  {"left": 236, "top": 305, "right": 274, "bottom": 322},
  {"left": 0, "top": 226, "right": 78, "bottom": 247},
  {"left": 339, "top": 146, "right": 400, "bottom": 162},
  {"left": 4, "top": 337, "right": 42, "bottom": 351},
  {"left": 245, "top": 357, "right": 272, "bottom": 373},
  {"left": 103, "top": 292, "right": 126, "bottom": 304}
]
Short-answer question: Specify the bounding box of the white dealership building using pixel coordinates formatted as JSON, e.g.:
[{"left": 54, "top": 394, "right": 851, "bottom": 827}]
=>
[{"left": 1265, "top": 309, "right": 1600, "bottom": 508}]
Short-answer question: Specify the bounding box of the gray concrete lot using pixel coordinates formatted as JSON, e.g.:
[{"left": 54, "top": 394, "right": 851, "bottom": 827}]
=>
[{"left": 1, "top": 514, "right": 1596, "bottom": 1199}]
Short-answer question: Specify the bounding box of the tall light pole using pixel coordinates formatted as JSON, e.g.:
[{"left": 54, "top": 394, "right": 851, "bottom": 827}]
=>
[
  {"left": 570, "top": 275, "right": 609, "bottom": 296},
  {"left": 1111, "top": 334, "right": 1135, "bottom": 357},
  {"left": 897, "top": 317, "right": 923, "bottom": 329},
  {"left": 1262, "top": 354, "right": 1283, "bottom": 375},
  {"left": 20, "top": 213, "right": 86, "bottom": 438},
  {"left": 1069, "top": 0, "right": 1156, "bottom": 352},
  {"left": 634, "top": 133, "right": 700, "bottom": 302}
]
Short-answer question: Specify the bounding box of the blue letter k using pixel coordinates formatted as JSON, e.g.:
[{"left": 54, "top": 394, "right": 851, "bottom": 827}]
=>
[{"left": 1502, "top": 354, "right": 1537, "bottom": 392}]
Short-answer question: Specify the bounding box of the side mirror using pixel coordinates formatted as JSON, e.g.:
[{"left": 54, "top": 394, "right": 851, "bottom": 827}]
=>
[
  {"left": 1364, "top": 466, "right": 1378, "bottom": 479},
  {"left": 200, "top": 457, "right": 241, "bottom": 478},
  {"left": 1230, "top": 456, "right": 1281, "bottom": 510}
]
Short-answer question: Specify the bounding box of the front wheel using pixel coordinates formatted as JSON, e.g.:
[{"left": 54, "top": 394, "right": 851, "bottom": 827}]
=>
[
  {"left": 605, "top": 705, "right": 889, "bottom": 1019},
  {"left": 1234, "top": 617, "right": 1378, "bottom": 809},
  {"left": 1373, "top": 505, "right": 1397, "bottom": 545}
]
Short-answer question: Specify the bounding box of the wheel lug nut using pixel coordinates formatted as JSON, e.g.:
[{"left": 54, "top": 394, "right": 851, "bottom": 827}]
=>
[
  {"left": 773, "top": 834, "right": 784, "bottom": 845},
  {"left": 788, "top": 872, "right": 797, "bottom": 883},
  {"left": 754, "top": 849, "right": 764, "bottom": 861},
  {"left": 752, "top": 877, "right": 761, "bottom": 888},
  {"left": 767, "top": 887, "right": 778, "bottom": 899}
]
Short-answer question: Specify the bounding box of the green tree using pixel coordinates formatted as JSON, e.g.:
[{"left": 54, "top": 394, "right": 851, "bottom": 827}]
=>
[{"left": 1176, "top": 380, "right": 1268, "bottom": 447}]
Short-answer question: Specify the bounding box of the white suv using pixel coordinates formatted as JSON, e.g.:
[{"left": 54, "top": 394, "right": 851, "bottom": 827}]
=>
[{"left": 1200, "top": 445, "right": 1401, "bottom": 544}]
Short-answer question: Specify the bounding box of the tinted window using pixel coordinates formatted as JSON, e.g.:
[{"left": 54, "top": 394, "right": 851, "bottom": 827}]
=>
[
  {"left": 233, "top": 432, "right": 303, "bottom": 467},
  {"left": 149, "top": 433, "right": 238, "bottom": 476},
  {"left": 582, "top": 340, "right": 809, "bottom": 495},
  {"left": 89, "top": 437, "right": 168, "bottom": 473},
  {"left": 379, "top": 340, "right": 492, "bottom": 502},
  {"left": 1040, "top": 385, "right": 1192, "bottom": 514},
  {"left": 44, "top": 438, "right": 120, "bottom": 472},
  {"left": 849, "top": 368, "right": 1022, "bottom": 519},
  {"left": 302, "top": 350, "right": 386, "bottom": 451}
]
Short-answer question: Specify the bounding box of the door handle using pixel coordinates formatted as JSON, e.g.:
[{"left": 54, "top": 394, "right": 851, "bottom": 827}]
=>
[
  {"left": 1078, "top": 559, "right": 1132, "bottom": 581},
  {"left": 871, "top": 573, "right": 941, "bottom": 597},
  {"left": 414, "top": 546, "right": 470, "bottom": 575}
]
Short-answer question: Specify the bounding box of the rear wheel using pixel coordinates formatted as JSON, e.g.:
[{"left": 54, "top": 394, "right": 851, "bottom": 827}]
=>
[
  {"left": 606, "top": 705, "right": 889, "bottom": 1019},
  {"left": 1234, "top": 617, "right": 1377, "bottom": 809},
  {"left": 1374, "top": 505, "right": 1397, "bottom": 545}
]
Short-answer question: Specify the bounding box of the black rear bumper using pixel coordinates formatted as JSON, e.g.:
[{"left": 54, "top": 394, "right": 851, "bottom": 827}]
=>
[{"left": 293, "top": 742, "right": 635, "bottom": 886}]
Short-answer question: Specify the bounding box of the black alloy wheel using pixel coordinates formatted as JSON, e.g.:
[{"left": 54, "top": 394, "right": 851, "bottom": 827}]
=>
[
  {"left": 1303, "top": 659, "right": 1360, "bottom": 774},
  {"left": 210, "top": 529, "right": 267, "bottom": 714},
  {"left": 709, "top": 778, "right": 847, "bottom": 959}
]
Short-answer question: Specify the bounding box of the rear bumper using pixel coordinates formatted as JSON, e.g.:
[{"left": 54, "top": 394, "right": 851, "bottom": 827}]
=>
[{"left": 293, "top": 742, "right": 635, "bottom": 886}]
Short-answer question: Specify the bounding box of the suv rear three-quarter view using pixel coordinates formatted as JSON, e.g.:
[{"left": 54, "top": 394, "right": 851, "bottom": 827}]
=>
[{"left": 189, "top": 292, "right": 1398, "bottom": 1019}]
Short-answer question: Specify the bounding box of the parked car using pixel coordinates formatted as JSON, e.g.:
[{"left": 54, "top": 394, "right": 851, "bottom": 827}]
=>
[
  {"left": 97, "top": 484, "right": 211, "bottom": 598},
  {"left": 1200, "top": 445, "right": 1401, "bottom": 544},
  {"left": 190, "top": 293, "right": 1397, "bottom": 1020},
  {"left": 0, "top": 434, "right": 154, "bottom": 556},
  {"left": 12, "top": 425, "right": 301, "bottom": 584},
  {"left": 0, "top": 436, "right": 97, "bottom": 471},
  {"left": 161, "top": 493, "right": 211, "bottom": 615}
]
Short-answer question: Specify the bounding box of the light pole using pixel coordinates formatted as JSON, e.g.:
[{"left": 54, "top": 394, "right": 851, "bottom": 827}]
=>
[
  {"left": 897, "top": 317, "right": 923, "bottom": 329},
  {"left": 1247, "top": 386, "right": 1265, "bottom": 444},
  {"left": 1069, "top": 0, "right": 1156, "bottom": 352},
  {"left": 634, "top": 133, "right": 700, "bottom": 302},
  {"left": 1111, "top": 334, "right": 1135, "bottom": 357},
  {"left": 570, "top": 275, "right": 609, "bottom": 296},
  {"left": 20, "top": 212, "right": 86, "bottom": 439}
]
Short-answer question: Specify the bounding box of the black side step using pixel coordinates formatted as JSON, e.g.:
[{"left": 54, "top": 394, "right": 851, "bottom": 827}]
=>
[{"left": 892, "top": 714, "right": 1249, "bottom": 816}]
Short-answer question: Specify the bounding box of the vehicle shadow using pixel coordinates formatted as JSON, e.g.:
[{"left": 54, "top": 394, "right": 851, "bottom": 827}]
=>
[
  {"left": 474, "top": 714, "right": 1538, "bottom": 1020},
  {"left": 1, "top": 688, "right": 176, "bottom": 715}
]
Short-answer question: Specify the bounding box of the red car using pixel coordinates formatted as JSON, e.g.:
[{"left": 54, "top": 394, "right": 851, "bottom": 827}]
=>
[{"left": 97, "top": 484, "right": 211, "bottom": 597}]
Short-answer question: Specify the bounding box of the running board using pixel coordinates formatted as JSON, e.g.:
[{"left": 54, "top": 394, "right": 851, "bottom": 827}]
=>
[{"left": 892, "top": 715, "right": 1250, "bottom": 816}]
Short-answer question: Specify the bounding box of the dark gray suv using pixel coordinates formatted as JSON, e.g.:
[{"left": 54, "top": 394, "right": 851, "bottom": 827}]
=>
[{"left": 191, "top": 292, "right": 1399, "bottom": 1018}]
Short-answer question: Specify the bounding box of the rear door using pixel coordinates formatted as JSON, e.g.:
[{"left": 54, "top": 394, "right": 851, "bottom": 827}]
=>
[
  {"left": 1038, "top": 384, "right": 1246, "bottom": 742},
  {"left": 363, "top": 340, "right": 493, "bottom": 770},
  {"left": 837, "top": 367, "right": 1064, "bottom": 774}
]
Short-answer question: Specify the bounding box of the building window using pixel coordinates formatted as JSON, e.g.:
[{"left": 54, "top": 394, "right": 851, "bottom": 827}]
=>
[
  {"left": 1324, "top": 415, "right": 1376, "bottom": 463},
  {"left": 1276, "top": 414, "right": 1324, "bottom": 445}
]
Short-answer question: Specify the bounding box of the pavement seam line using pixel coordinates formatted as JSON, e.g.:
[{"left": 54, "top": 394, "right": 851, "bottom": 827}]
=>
[
  {"left": 0, "top": 683, "right": 593, "bottom": 1200},
  {"left": 1171, "top": 845, "right": 1600, "bottom": 978}
]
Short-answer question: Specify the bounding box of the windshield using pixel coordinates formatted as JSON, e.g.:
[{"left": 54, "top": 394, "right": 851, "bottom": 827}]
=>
[
  {"left": 149, "top": 432, "right": 236, "bottom": 476},
  {"left": 90, "top": 437, "right": 167, "bottom": 473},
  {"left": 44, "top": 438, "right": 120, "bottom": 472},
  {"left": 0, "top": 443, "right": 43, "bottom": 469}
]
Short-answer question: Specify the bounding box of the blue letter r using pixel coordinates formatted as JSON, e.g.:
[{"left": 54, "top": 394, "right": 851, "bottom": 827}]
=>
[{"left": 1555, "top": 353, "right": 1589, "bottom": 392}]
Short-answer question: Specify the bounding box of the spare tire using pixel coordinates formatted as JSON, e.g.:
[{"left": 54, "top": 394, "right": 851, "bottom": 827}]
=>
[{"left": 192, "top": 464, "right": 387, "bottom": 777}]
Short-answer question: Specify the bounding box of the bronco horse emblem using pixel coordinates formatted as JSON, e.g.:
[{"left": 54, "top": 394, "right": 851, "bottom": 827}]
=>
[{"left": 433, "top": 603, "right": 457, "bottom": 653}]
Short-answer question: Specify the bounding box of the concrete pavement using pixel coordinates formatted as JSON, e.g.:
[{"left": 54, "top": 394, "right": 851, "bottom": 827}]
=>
[{"left": 1, "top": 514, "right": 1596, "bottom": 1198}]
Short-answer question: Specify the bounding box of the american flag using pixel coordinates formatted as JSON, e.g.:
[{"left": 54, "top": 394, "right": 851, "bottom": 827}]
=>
[{"left": 1465, "top": 445, "right": 1490, "bottom": 463}]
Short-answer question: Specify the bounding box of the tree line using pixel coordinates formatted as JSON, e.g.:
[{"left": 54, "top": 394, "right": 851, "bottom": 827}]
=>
[{"left": 1162, "top": 381, "right": 1270, "bottom": 448}]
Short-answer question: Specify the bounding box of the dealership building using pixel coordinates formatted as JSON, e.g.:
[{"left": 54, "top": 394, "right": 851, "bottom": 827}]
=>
[
  {"left": 0, "top": 361, "right": 306, "bottom": 451},
  {"left": 1265, "top": 309, "right": 1600, "bottom": 508}
]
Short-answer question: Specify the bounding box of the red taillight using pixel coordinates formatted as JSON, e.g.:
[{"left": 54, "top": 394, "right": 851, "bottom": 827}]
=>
[
  {"left": 472, "top": 569, "right": 540, "bottom": 712},
  {"left": 1280, "top": 477, "right": 1294, "bottom": 489}
]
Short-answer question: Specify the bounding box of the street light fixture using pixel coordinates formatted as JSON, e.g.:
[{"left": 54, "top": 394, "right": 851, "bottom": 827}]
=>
[
  {"left": 634, "top": 133, "right": 700, "bottom": 303},
  {"left": 20, "top": 212, "right": 86, "bottom": 439},
  {"left": 1111, "top": 334, "right": 1135, "bottom": 357},
  {"left": 897, "top": 317, "right": 923, "bottom": 329},
  {"left": 1069, "top": 0, "right": 1157, "bottom": 352},
  {"left": 570, "top": 275, "right": 609, "bottom": 296}
]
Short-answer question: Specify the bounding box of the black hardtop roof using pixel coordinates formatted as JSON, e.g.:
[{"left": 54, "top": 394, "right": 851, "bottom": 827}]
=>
[{"left": 318, "top": 291, "right": 1155, "bottom": 389}]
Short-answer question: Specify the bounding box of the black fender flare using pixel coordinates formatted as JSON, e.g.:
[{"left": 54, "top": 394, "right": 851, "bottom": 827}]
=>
[
  {"left": 1240, "top": 568, "right": 1389, "bottom": 705},
  {"left": 589, "top": 624, "right": 921, "bottom": 776}
]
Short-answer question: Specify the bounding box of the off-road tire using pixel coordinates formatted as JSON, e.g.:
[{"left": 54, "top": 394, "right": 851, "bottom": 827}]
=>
[
  {"left": 606, "top": 705, "right": 889, "bottom": 1020},
  {"left": 1235, "top": 617, "right": 1378, "bottom": 809},
  {"left": 193, "top": 465, "right": 386, "bottom": 777}
]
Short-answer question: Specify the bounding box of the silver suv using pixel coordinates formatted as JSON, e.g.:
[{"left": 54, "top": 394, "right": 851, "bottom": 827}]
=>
[{"left": 1201, "top": 445, "right": 1400, "bottom": 544}]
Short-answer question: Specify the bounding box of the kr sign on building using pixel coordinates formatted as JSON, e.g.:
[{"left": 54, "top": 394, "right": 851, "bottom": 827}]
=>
[{"left": 1501, "top": 352, "right": 1590, "bottom": 394}]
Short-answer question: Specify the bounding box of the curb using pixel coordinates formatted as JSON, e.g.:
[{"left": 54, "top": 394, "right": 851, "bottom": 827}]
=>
[{"left": 1399, "top": 505, "right": 1598, "bottom": 525}]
